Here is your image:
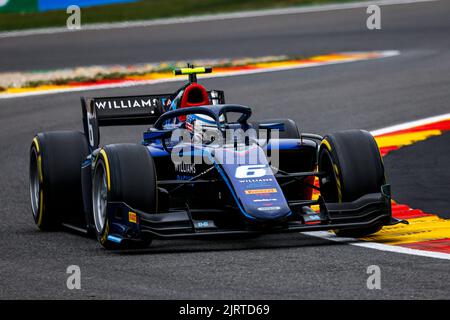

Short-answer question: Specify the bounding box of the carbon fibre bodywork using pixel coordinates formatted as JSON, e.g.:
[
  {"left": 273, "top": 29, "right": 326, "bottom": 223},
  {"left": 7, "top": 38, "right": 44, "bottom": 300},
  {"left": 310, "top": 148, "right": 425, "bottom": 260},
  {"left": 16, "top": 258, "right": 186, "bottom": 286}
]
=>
[{"left": 77, "top": 104, "right": 398, "bottom": 244}]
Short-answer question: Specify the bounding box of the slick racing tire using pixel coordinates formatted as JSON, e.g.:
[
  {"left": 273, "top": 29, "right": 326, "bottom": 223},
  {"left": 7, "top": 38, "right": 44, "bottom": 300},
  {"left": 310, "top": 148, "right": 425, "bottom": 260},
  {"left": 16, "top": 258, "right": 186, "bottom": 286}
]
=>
[
  {"left": 318, "top": 130, "right": 385, "bottom": 238},
  {"left": 29, "top": 131, "right": 89, "bottom": 230},
  {"left": 251, "top": 119, "right": 300, "bottom": 139},
  {"left": 92, "top": 144, "right": 156, "bottom": 250}
]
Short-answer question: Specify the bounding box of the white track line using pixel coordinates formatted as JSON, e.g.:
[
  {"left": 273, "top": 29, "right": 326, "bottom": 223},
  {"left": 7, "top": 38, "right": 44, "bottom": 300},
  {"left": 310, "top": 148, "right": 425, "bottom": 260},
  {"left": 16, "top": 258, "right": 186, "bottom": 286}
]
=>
[
  {"left": 371, "top": 112, "right": 450, "bottom": 136},
  {"left": 0, "top": 50, "right": 400, "bottom": 99},
  {"left": 0, "top": 0, "right": 438, "bottom": 39},
  {"left": 303, "top": 231, "right": 450, "bottom": 260},
  {"left": 304, "top": 112, "right": 450, "bottom": 260}
]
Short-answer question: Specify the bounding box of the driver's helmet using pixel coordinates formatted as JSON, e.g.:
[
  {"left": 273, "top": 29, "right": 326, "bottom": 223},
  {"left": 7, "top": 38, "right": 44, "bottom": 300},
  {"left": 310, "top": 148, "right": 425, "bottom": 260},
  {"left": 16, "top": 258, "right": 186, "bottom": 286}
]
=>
[
  {"left": 186, "top": 113, "right": 225, "bottom": 144},
  {"left": 164, "top": 82, "right": 226, "bottom": 144}
]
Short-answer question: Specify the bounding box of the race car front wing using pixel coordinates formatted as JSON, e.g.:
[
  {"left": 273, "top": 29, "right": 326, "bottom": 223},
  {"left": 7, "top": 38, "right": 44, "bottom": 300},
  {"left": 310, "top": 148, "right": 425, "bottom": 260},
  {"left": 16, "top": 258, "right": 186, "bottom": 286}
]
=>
[{"left": 104, "top": 184, "right": 406, "bottom": 243}]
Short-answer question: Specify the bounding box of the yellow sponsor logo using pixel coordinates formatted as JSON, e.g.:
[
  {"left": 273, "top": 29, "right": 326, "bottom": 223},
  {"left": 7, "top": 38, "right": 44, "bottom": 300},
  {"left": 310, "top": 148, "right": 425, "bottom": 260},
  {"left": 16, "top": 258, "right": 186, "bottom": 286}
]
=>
[
  {"left": 245, "top": 188, "right": 277, "bottom": 195},
  {"left": 128, "top": 211, "right": 137, "bottom": 224}
]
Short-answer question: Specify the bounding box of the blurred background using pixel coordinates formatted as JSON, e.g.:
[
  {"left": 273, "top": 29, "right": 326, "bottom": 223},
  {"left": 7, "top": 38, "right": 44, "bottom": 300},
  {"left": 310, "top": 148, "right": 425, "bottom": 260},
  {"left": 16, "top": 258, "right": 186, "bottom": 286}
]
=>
[{"left": 0, "top": 0, "right": 350, "bottom": 31}]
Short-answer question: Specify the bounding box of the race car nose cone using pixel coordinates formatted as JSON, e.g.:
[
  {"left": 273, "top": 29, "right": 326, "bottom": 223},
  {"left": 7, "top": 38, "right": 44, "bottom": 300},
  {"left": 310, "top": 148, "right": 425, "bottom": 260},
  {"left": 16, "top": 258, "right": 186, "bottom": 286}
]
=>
[{"left": 215, "top": 145, "right": 291, "bottom": 222}]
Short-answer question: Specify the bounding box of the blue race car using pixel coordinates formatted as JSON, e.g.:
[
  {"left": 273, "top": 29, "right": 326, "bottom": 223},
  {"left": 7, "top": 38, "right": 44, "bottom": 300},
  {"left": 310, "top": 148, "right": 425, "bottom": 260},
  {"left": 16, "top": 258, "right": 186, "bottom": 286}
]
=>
[{"left": 29, "top": 65, "right": 405, "bottom": 249}]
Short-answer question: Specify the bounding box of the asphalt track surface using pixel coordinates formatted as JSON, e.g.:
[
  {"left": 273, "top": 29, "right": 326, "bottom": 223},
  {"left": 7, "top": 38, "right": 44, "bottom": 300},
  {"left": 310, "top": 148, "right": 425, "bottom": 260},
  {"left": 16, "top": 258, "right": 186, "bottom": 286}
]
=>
[
  {"left": 1, "top": 1, "right": 450, "bottom": 299},
  {"left": 385, "top": 131, "right": 450, "bottom": 219}
]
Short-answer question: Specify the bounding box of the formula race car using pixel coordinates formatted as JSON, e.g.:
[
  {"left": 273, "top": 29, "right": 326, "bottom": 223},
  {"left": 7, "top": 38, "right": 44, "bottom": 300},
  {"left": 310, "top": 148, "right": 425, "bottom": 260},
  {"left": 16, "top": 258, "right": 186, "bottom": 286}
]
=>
[{"left": 29, "top": 65, "right": 405, "bottom": 249}]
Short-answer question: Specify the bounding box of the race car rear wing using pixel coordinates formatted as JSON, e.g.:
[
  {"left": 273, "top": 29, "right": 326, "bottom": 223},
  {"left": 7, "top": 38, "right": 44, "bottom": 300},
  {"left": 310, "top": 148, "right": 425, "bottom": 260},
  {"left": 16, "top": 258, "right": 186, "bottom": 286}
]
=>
[
  {"left": 81, "top": 94, "right": 170, "bottom": 149},
  {"left": 81, "top": 90, "right": 225, "bottom": 149}
]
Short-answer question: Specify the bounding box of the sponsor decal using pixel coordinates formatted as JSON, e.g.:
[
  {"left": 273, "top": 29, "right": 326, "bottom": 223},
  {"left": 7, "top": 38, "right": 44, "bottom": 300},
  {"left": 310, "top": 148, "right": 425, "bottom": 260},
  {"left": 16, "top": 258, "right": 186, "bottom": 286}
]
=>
[
  {"left": 196, "top": 221, "right": 210, "bottom": 228},
  {"left": 239, "top": 178, "right": 273, "bottom": 183},
  {"left": 253, "top": 198, "right": 277, "bottom": 202},
  {"left": 245, "top": 188, "right": 277, "bottom": 195},
  {"left": 94, "top": 98, "right": 157, "bottom": 111},
  {"left": 235, "top": 165, "right": 269, "bottom": 179},
  {"left": 257, "top": 206, "right": 281, "bottom": 211},
  {"left": 175, "top": 163, "right": 196, "bottom": 174},
  {"left": 128, "top": 211, "right": 137, "bottom": 224}
]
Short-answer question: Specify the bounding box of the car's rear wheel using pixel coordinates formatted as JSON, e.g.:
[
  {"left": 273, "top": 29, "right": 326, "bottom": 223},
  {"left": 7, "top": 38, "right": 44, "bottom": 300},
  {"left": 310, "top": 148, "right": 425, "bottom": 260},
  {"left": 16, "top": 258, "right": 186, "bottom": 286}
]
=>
[
  {"left": 29, "top": 131, "right": 89, "bottom": 230},
  {"left": 318, "top": 130, "right": 386, "bottom": 237},
  {"left": 92, "top": 144, "right": 157, "bottom": 249}
]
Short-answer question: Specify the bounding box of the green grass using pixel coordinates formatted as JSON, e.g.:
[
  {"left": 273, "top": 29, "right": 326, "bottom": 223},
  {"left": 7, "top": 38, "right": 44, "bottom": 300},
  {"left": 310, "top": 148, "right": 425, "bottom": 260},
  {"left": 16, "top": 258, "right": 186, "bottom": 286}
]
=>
[{"left": 0, "top": 0, "right": 354, "bottom": 32}]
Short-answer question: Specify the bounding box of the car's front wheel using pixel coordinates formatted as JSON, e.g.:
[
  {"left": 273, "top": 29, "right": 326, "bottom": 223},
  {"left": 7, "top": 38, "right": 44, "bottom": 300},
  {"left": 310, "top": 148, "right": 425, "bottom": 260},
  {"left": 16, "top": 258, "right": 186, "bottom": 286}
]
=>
[
  {"left": 92, "top": 144, "right": 157, "bottom": 249},
  {"left": 318, "top": 130, "right": 386, "bottom": 237}
]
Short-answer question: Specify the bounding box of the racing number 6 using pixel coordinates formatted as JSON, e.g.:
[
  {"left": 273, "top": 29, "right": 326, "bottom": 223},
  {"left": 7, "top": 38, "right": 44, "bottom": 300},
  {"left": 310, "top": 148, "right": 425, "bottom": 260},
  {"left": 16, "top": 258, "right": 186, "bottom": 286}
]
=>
[{"left": 235, "top": 165, "right": 268, "bottom": 179}]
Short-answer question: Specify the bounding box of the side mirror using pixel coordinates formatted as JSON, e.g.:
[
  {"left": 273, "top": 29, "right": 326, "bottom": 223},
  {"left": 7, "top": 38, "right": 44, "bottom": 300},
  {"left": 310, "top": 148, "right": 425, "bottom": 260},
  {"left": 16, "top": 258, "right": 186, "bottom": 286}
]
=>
[{"left": 259, "top": 122, "right": 285, "bottom": 131}]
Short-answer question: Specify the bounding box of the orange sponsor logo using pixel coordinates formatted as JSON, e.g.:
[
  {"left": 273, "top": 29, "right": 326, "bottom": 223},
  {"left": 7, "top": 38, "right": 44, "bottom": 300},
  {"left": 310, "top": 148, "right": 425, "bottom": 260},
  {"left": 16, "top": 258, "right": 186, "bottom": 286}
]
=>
[
  {"left": 245, "top": 188, "right": 277, "bottom": 195},
  {"left": 128, "top": 211, "right": 137, "bottom": 224}
]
